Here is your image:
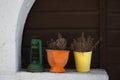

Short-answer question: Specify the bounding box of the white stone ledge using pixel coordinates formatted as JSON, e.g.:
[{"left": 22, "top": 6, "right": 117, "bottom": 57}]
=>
[{"left": 0, "top": 69, "right": 109, "bottom": 80}]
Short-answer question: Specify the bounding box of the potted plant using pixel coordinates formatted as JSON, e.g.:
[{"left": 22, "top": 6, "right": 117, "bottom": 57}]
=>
[
  {"left": 46, "top": 33, "right": 69, "bottom": 73},
  {"left": 71, "top": 32, "right": 100, "bottom": 72}
]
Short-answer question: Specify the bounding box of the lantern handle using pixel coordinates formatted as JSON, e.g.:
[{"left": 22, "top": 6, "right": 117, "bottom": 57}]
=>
[{"left": 38, "top": 40, "right": 42, "bottom": 65}]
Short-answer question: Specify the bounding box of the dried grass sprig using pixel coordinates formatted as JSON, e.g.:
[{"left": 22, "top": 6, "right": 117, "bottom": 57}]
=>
[
  {"left": 47, "top": 32, "right": 67, "bottom": 50},
  {"left": 71, "top": 32, "right": 100, "bottom": 52}
]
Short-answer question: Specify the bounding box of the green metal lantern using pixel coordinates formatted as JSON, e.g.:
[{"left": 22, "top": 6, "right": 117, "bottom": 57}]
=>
[{"left": 27, "top": 39, "right": 43, "bottom": 72}]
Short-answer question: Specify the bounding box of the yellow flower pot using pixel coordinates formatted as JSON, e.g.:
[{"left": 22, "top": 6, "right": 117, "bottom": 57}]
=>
[{"left": 74, "top": 51, "right": 92, "bottom": 72}]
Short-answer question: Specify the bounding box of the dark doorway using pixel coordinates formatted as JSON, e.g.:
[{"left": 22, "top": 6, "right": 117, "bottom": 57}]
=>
[{"left": 22, "top": 0, "right": 120, "bottom": 80}]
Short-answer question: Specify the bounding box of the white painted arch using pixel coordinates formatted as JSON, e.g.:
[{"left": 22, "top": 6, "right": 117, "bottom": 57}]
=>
[{"left": 0, "top": 0, "right": 35, "bottom": 73}]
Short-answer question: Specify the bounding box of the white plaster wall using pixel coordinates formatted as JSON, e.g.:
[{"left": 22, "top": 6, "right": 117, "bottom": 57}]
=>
[
  {"left": 0, "top": 0, "right": 35, "bottom": 73},
  {"left": 0, "top": 0, "right": 109, "bottom": 80}
]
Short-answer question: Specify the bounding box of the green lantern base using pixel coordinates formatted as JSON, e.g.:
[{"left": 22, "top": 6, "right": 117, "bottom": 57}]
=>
[{"left": 27, "top": 61, "right": 43, "bottom": 72}]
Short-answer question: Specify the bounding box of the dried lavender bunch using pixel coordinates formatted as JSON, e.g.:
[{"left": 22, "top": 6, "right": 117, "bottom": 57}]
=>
[
  {"left": 47, "top": 33, "right": 67, "bottom": 50},
  {"left": 71, "top": 32, "right": 100, "bottom": 52}
]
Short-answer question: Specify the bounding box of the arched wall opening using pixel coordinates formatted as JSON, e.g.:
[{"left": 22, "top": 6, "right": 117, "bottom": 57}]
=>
[
  {"left": 16, "top": 0, "right": 36, "bottom": 71},
  {"left": 21, "top": 0, "right": 100, "bottom": 70}
]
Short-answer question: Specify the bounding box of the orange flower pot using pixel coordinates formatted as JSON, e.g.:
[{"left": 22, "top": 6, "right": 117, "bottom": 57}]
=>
[{"left": 46, "top": 50, "right": 69, "bottom": 73}]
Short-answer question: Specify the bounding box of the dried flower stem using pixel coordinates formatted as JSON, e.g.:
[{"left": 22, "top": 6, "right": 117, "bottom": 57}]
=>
[
  {"left": 71, "top": 32, "right": 100, "bottom": 52},
  {"left": 47, "top": 32, "right": 67, "bottom": 50}
]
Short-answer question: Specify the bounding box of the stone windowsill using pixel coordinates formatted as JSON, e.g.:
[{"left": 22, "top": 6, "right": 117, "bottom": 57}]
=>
[{"left": 14, "top": 69, "right": 108, "bottom": 80}]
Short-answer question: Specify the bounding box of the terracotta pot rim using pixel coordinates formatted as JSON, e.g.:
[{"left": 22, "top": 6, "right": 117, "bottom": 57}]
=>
[{"left": 46, "top": 49, "right": 69, "bottom": 51}]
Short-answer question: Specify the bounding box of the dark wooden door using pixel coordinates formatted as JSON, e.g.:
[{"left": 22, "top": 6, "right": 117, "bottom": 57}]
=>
[
  {"left": 106, "top": 0, "right": 120, "bottom": 80},
  {"left": 22, "top": 0, "right": 120, "bottom": 80}
]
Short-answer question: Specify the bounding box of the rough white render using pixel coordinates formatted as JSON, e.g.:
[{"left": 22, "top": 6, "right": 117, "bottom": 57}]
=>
[
  {"left": 0, "top": 0, "right": 35, "bottom": 73},
  {"left": 0, "top": 0, "right": 109, "bottom": 80}
]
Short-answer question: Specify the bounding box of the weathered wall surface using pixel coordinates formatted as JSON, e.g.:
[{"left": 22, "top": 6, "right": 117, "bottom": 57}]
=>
[{"left": 0, "top": 0, "right": 35, "bottom": 73}]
